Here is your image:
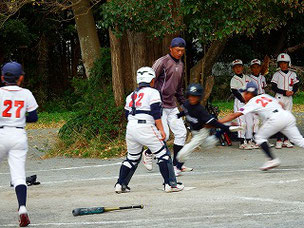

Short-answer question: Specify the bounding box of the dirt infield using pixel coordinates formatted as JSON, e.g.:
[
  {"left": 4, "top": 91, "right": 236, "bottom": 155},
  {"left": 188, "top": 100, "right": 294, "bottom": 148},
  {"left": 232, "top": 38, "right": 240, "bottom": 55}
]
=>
[{"left": 1, "top": 130, "right": 304, "bottom": 227}]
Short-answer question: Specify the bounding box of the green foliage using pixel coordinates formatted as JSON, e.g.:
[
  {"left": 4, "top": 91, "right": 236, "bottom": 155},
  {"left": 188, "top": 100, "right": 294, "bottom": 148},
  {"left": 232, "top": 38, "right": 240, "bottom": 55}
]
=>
[
  {"left": 100, "top": 0, "right": 182, "bottom": 37},
  {"left": 58, "top": 49, "right": 124, "bottom": 147},
  {"left": 0, "top": 19, "right": 36, "bottom": 58},
  {"left": 182, "top": 0, "right": 304, "bottom": 43}
]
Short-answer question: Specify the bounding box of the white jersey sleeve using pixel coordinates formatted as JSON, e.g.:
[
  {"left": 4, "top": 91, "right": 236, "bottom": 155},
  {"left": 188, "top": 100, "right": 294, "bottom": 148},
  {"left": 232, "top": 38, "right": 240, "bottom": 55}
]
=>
[
  {"left": 271, "top": 72, "right": 279, "bottom": 84},
  {"left": 26, "top": 91, "right": 38, "bottom": 112},
  {"left": 238, "top": 99, "right": 258, "bottom": 115},
  {"left": 230, "top": 76, "right": 242, "bottom": 90}
]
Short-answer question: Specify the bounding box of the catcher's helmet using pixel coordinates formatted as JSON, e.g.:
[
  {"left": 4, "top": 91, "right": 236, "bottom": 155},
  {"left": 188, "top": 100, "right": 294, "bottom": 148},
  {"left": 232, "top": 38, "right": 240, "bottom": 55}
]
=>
[
  {"left": 186, "top": 83, "right": 204, "bottom": 97},
  {"left": 136, "top": 67, "right": 155, "bottom": 84},
  {"left": 277, "top": 53, "right": 291, "bottom": 67}
]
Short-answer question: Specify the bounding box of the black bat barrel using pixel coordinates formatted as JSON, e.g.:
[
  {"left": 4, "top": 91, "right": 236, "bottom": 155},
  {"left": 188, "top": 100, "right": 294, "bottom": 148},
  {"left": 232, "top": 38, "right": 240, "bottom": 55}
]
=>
[{"left": 72, "top": 207, "right": 104, "bottom": 216}]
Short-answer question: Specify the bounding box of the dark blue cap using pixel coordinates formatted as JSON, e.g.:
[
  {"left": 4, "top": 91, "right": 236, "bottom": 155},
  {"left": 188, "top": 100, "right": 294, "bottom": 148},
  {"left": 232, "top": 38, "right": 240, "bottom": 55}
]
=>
[
  {"left": 239, "top": 81, "right": 258, "bottom": 95},
  {"left": 2, "top": 62, "right": 24, "bottom": 77},
  {"left": 170, "top": 37, "right": 186, "bottom": 48}
]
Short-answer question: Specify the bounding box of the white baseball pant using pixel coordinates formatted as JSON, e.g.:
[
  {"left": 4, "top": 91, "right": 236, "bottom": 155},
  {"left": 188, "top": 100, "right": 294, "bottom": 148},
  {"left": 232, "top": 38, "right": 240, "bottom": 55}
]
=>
[
  {"left": 234, "top": 99, "right": 246, "bottom": 138},
  {"left": 246, "top": 113, "right": 260, "bottom": 139},
  {"left": 255, "top": 110, "right": 304, "bottom": 148},
  {"left": 177, "top": 128, "right": 217, "bottom": 162},
  {"left": 162, "top": 107, "right": 187, "bottom": 146},
  {"left": 275, "top": 93, "right": 293, "bottom": 111},
  {"left": 126, "top": 120, "right": 167, "bottom": 164},
  {"left": 0, "top": 127, "right": 28, "bottom": 187}
]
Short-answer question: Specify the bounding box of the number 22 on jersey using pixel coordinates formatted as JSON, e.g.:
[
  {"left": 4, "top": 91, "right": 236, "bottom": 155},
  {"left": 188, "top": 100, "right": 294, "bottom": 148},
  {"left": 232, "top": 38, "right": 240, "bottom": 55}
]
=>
[
  {"left": 129, "top": 93, "right": 144, "bottom": 107},
  {"left": 256, "top": 97, "right": 272, "bottom": 107},
  {"left": 2, "top": 100, "right": 24, "bottom": 118}
]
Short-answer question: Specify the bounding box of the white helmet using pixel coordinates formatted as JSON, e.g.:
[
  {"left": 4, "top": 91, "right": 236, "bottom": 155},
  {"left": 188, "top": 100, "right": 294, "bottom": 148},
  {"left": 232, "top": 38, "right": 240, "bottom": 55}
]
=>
[
  {"left": 136, "top": 67, "right": 156, "bottom": 84},
  {"left": 277, "top": 53, "right": 291, "bottom": 67},
  {"left": 232, "top": 59, "right": 243, "bottom": 66},
  {"left": 250, "top": 59, "right": 261, "bottom": 66}
]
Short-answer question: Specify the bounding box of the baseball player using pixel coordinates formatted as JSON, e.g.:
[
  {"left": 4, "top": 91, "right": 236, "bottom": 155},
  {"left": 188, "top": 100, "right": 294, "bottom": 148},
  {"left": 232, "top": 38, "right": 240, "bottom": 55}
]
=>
[
  {"left": 230, "top": 59, "right": 253, "bottom": 150},
  {"left": 115, "top": 67, "right": 184, "bottom": 193},
  {"left": 271, "top": 53, "right": 299, "bottom": 149},
  {"left": 0, "top": 62, "right": 38, "bottom": 227},
  {"left": 219, "top": 81, "right": 304, "bottom": 171},
  {"left": 142, "top": 37, "right": 190, "bottom": 176},
  {"left": 247, "top": 59, "right": 267, "bottom": 148},
  {"left": 176, "top": 83, "right": 242, "bottom": 163}
]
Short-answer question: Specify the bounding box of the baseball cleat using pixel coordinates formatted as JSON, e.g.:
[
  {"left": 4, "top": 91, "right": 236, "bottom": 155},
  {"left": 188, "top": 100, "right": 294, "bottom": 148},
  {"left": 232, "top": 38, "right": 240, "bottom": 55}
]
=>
[
  {"left": 164, "top": 183, "right": 184, "bottom": 193},
  {"left": 249, "top": 141, "right": 259, "bottom": 149},
  {"left": 174, "top": 166, "right": 182, "bottom": 177},
  {"left": 19, "top": 213, "right": 30, "bottom": 227},
  {"left": 114, "top": 183, "right": 130, "bottom": 194},
  {"left": 239, "top": 143, "right": 252, "bottom": 150},
  {"left": 260, "top": 158, "right": 281, "bottom": 171},
  {"left": 142, "top": 149, "right": 153, "bottom": 171},
  {"left": 283, "top": 140, "right": 293, "bottom": 148},
  {"left": 268, "top": 143, "right": 275, "bottom": 148},
  {"left": 181, "top": 165, "right": 193, "bottom": 172},
  {"left": 275, "top": 140, "right": 283, "bottom": 149}
]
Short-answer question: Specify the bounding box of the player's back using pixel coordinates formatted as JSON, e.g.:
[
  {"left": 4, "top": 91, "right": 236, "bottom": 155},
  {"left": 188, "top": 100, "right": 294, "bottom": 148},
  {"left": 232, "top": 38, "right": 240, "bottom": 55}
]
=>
[
  {"left": 125, "top": 87, "right": 161, "bottom": 123},
  {"left": 0, "top": 86, "right": 38, "bottom": 128},
  {"left": 245, "top": 94, "right": 284, "bottom": 121}
]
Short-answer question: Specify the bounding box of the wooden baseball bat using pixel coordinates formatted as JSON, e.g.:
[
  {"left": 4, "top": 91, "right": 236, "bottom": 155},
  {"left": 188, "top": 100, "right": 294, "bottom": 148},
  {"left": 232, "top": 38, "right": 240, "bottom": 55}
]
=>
[{"left": 72, "top": 204, "right": 144, "bottom": 216}]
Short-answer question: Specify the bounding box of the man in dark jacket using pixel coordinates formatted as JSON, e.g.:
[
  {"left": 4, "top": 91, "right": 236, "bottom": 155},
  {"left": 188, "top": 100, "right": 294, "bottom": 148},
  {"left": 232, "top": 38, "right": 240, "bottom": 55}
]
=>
[{"left": 142, "top": 37, "right": 189, "bottom": 176}]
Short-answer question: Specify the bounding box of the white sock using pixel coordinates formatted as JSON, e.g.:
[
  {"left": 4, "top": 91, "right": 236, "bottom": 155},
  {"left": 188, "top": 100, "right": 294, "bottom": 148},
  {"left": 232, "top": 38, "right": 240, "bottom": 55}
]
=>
[{"left": 18, "top": 205, "right": 27, "bottom": 215}]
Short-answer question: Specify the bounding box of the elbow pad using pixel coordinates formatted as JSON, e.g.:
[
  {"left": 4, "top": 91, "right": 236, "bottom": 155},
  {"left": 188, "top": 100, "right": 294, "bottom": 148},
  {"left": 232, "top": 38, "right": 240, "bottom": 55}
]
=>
[{"left": 150, "top": 102, "right": 162, "bottom": 120}]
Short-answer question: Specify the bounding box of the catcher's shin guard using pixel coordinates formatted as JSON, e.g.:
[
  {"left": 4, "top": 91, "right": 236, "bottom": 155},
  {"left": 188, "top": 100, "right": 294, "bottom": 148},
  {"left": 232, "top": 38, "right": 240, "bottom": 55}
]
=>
[
  {"left": 157, "top": 146, "right": 177, "bottom": 187},
  {"left": 118, "top": 158, "right": 140, "bottom": 186}
]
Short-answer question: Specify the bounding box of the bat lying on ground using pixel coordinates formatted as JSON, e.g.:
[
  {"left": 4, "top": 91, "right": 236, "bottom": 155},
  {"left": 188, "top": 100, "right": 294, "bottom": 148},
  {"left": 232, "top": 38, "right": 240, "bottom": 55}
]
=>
[{"left": 72, "top": 204, "right": 144, "bottom": 216}]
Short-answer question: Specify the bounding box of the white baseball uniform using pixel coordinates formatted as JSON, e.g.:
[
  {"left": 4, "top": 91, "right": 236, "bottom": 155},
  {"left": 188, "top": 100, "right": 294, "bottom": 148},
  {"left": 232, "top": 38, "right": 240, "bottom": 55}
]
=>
[
  {"left": 271, "top": 70, "right": 299, "bottom": 111},
  {"left": 125, "top": 87, "right": 166, "bottom": 160},
  {"left": 238, "top": 94, "right": 304, "bottom": 147},
  {"left": 248, "top": 74, "right": 267, "bottom": 135},
  {"left": 230, "top": 74, "right": 252, "bottom": 138},
  {"left": 0, "top": 86, "right": 38, "bottom": 187}
]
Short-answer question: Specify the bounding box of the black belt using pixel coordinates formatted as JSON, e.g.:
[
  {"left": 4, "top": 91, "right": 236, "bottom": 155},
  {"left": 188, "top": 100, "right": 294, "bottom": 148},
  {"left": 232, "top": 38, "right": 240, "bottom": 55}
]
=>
[
  {"left": 137, "top": 120, "right": 146, "bottom": 124},
  {"left": 0, "top": 126, "right": 24, "bottom": 129},
  {"left": 272, "top": 109, "right": 279, "bottom": 113}
]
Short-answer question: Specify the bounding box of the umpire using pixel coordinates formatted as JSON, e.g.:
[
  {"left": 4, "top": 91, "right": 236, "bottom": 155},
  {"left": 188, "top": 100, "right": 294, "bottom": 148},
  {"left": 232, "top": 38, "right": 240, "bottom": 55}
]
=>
[{"left": 143, "top": 37, "right": 190, "bottom": 176}]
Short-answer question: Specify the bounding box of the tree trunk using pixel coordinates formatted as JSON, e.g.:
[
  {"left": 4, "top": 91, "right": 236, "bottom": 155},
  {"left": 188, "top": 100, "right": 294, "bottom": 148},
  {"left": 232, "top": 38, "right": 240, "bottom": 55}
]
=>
[
  {"left": 189, "top": 39, "right": 227, "bottom": 105},
  {"left": 127, "top": 30, "right": 147, "bottom": 88},
  {"left": 72, "top": 0, "right": 101, "bottom": 77},
  {"left": 109, "top": 30, "right": 125, "bottom": 106},
  {"left": 285, "top": 42, "right": 304, "bottom": 53}
]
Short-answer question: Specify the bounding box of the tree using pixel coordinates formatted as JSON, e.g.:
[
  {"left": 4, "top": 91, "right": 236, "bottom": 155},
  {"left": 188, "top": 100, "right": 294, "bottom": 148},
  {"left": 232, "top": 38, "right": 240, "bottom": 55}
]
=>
[
  {"left": 102, "top": 0, "right": 304, "bottom": 105},
  {"left": 0, "top": 0, "right": 103, "bottom": 77}
]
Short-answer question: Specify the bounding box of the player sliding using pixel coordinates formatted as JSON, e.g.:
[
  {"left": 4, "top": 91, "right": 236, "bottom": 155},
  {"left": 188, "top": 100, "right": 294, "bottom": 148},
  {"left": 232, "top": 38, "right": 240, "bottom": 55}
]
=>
[
  {"left": 176, "top": 83, "right": 242, "bottom": 163},
  {"left": 115, "top": 67, "right": 183, "bottom": 193},
  {"left": 0, "top": 62, "right": 38, "bottom": 227},
  {"left": 219, "top": 81, "right": 304, "bottom": 171}
]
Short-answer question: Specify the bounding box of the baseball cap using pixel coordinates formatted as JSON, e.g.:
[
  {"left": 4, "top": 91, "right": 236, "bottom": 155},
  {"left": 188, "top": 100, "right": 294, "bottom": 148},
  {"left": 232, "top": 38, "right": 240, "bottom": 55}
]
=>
[
  {"left": 2, "top": 62, "right": 24, "bottom": 77},
  {"left": 232, "top": 59, "right": 243, "bottom": 66},
  {"left": 239, "top": 81, "right": 258, "bottom": 95},
  {"left": 170, "top": 37, "right": 186, "bottom": 48},
  {"left": 250, "top": 59, "right": 261, "bottom": 66}
]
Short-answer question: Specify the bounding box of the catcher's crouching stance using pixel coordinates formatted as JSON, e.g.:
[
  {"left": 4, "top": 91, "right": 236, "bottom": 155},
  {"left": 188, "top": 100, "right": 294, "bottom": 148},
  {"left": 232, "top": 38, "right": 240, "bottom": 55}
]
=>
[
  {"left": 177, "top": 84, "right": 241, "bottom": 163},
  {"left": 219, "top": 81, "right": 304, "bottom": 171},
  {"left": 115, "top": 67, "right": 183, "bottom": 193}
]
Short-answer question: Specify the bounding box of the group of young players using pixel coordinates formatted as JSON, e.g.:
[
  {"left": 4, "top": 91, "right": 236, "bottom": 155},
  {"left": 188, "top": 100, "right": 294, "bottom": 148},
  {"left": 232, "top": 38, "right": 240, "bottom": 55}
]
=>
[
  {"left": 1, "top": 37, "right": 303, "bottom": 227},
  {"left": 115, "top": 37, "right": 304, "bottom": 197}
]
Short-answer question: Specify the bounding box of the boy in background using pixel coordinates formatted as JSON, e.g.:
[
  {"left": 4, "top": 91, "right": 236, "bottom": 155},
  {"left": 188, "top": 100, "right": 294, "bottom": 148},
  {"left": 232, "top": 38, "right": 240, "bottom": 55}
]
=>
[{"left": 271, "top": 53, "right": 299, "bottom": 149}]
